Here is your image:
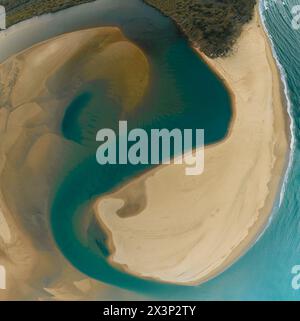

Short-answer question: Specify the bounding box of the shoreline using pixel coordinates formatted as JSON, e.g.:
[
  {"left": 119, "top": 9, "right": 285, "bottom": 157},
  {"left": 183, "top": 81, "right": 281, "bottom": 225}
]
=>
[
  {"left": 95, "top": 7, "right": 289, "bottom": 285},
  {"left": 191, "top": 16, "right": 290, "bottom": 285},
  {"left": 258, "top": 1, "right": 294, "bottom": 208}
]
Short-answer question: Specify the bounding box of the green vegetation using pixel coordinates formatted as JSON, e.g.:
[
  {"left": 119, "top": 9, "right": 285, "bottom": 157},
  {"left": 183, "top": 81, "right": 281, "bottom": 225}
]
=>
[
  {"left": 0, "top": 0, "right": 256, "bottom": 58},
  {"left": 144, "top": 0, "right": 256, "bottom": 58},
  {"left": 0, "top": 0, "right": 95, "bottom": 27}
]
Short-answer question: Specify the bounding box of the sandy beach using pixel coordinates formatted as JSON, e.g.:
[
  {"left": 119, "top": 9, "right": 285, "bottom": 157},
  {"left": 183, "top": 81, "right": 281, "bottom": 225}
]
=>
[{"left": 95, "top": 8, "right": 289, "bottom": 285}]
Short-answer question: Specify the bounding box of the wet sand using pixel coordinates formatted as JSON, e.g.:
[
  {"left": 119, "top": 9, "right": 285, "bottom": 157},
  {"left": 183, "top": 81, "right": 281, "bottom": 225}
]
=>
[{"left": 0, "top": 26, "right": 148, "bottom": 300}]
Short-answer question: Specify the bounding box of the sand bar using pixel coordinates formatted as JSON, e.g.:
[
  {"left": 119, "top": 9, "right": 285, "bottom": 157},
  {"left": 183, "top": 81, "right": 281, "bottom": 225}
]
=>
[{"left": 0, "top": 26, "right": 148, "bottom": 299}]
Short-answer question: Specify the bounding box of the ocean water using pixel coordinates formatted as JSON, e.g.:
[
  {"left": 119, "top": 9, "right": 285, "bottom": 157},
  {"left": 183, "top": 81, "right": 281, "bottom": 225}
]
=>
[{"left": 1, "top": 0, "right": 300, "bottom": 300}]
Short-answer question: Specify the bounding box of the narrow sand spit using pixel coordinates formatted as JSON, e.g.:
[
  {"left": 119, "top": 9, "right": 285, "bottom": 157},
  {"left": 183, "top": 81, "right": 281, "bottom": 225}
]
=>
[{"left": 95, "top": 9, "right": 289, "bottom": 285}]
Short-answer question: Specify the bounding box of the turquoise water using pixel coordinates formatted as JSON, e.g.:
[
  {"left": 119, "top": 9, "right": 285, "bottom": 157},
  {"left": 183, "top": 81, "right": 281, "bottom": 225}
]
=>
[{"left": 51, "top": 0, "right": 232, "bottom": 298}]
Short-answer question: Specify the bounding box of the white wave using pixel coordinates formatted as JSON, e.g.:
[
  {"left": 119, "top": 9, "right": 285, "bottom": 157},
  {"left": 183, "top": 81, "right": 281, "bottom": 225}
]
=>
[{"left": 259, "top": 0, "right": 296, "bottom": 226}]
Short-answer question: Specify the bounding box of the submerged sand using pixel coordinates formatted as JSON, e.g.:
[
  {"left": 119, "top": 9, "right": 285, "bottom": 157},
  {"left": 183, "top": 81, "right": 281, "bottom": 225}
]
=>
[
  {"left": 95, "top": 10, "right": 289, "bottom": 285},
  {"left": 0, "top": 27, "right": 149, "bottom": 300}
]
